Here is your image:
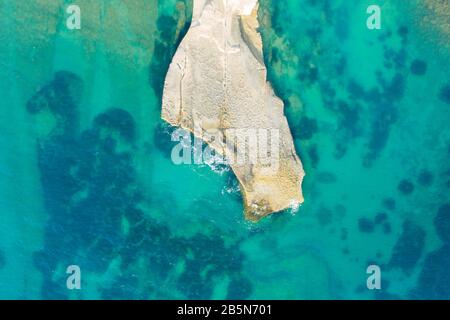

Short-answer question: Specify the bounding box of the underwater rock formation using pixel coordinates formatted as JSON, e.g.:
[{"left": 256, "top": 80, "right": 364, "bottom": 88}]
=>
[{"left": 162, "top": 0, "right": 304, "bottom": 221}]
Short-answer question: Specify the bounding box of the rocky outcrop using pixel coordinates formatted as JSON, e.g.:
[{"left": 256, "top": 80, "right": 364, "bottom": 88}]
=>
[{"left": 162, "top": 0, "right": 304, "bottom": 221}]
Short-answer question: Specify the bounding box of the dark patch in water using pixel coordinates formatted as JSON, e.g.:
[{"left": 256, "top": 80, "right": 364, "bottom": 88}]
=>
[
  {"left": 325, "top": 100, "right": 361, "bottom": 152},
  {"left": 377, "top": 30, "right": 392, "bottom": 42},
  {"left": 293, "top": 117, "right": 318, "bottom": 140},
  {"left": 317, "top": 207, "right": 333, "bottom": 226},
  {"left": 374, "top": 212, "right": 388, "bottom": 224},
  {"left": 94, "top": 108, "right": 136, "bottom": 142},
  {"left": 307, "top": 145, "right": 319, "bottom": 168},
  {"left": 334, "top": 142, "right": 347, "bottom": 159},
  {"left": 435, "top": 204, "right": 450, "bottom": 243},
  {"left": 360, "top": 44, "right": 408, "bottom": 165},
  {"left": 410, "top": 204, "right": 450, "bottom": 299},
  {"left": 374, "top": 280, "right": 401, "bottom": 300},
  {"left": 336, "top": 100, "right": 360, "bottom": 136},
  {"left": 393, "top": 50, "right": 407, "bottom": 70},
  {"left": 360, "top": 78, "right": 401, "bottom": 166},
  {"left": 382, "top": 198, "right": 396, "bottom": 210},
  {"left": 149, "top": 4, "right": 192, "bottom": 102},
  {"left": 26, "top": 71, "right": 83, "bottom": 134},
  {"left": 388, "top": 221, "right": 425, "bottom": 274},
  {"left": 383, "top": 73, "right": 405, "bottom": 102},
  {"left": 340, "top": 228, "right": 348, "bottom": 241},
  {"left": 347, "top": 80, "right": 365, "bottom": 99},
  {"left": 417, "top": 170, "right": 434, "bottom": 186},
  {"left": 358, "top": 218, "right": 375, "bottom": 233},
  {"left": 295, "top": 55, "right": 320, "bottom": 85},
  {"left": 410, "top": 59, "right": 427, "bottom": 76},
  {"left": 438, "top": 84, "right": 450, "bottom": 105},
  {"left": 227, "top": 276, "right": 253, "bottom": 299},
  {"left": 359, "top": 213, "right": 391, "bottom": 234},
  {"left": 398, "top": 179, "right": 414, "bottom": 195},
  {"left": 354, "top": 285, "right": 365, "bottom": 294},
  {"left": 383, "top": 222, "right": 391, "bottom": 234},
  {"left": 316, "top": 171, "right": 337, "bottom": 184},
  {"left": 335, "top": 56, "right": 347, "bottom": 75},
  {"left": 150, "top": 15, "right": 178, "bottom": 100},
  {"left": 410, "top": 244, "right": 450, "bottom": 299},
  {"left": 397, "top": 26, "right": 408, "bottom": 38}
]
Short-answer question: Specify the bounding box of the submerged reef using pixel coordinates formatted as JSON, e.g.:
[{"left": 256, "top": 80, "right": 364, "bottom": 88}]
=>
[
  {"left": 388, "top": 221, "right": 425, "bottom": 274},
  {"left": 439, "top": 84, "right": 450, "bottom": 105},
  {"left": 27, "top": 70, "right": 252, "bottom": 299},
  {"left": 411, "top": 204, "right": 450, "bottom": 299}
]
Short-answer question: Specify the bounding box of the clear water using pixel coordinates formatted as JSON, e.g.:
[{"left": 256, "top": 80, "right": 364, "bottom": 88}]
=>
[{"left": 0, "top": 0, "right": 449, "bottom": 299}]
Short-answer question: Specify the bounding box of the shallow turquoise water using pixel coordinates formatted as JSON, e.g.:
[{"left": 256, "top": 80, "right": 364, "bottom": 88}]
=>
[{"left": 0, "top": 0, "right": 449, "bottom": 299}]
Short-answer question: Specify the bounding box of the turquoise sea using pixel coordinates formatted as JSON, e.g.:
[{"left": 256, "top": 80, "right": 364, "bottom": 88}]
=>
[{"left": 0, "top": 0, "right": 449, "bottom": 299}]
